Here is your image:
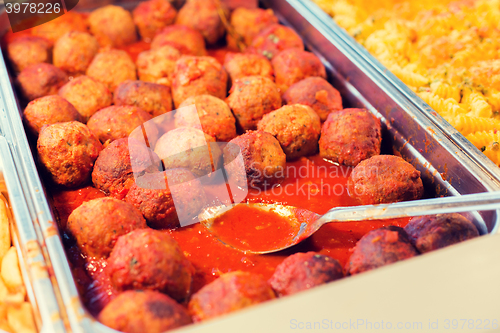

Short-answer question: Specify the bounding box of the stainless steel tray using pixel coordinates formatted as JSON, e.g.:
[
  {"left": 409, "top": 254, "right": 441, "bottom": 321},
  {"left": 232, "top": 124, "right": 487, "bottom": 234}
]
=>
[{"left": 0, "top": 1, "right": 499, "bottom": 332}]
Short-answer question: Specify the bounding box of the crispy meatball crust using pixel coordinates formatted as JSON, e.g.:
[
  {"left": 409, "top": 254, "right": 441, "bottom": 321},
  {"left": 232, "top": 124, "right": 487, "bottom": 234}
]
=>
[
  {"left": 188, "top": 271, "right": 276, "bottom": 322},
  {"left": 114, "top": 80, "right": 173, "bottom": 118},
  {"left": 37, "top": 121, "right": 102, "bottom": 188},
  {"left": 133, "top": 0, "right": 177, "bottom": 40},
  {"left": 88, "top": 5, "right": 137, "bottom": 47},
  {"left": 136, "top": 45, "right": 181, "bottom": 86},
  {"left": 226, "top": 75, "right": 281, "bottom": 131},
  {"left": 272, "top": 48, "right": 327, "bottom": 94},
  {"left": 224, "top": 53, "right": 274, "bottom": 84},
  {"left": 223, "top": 130, "right": 286, "bottom": 188},
  {"left": 283, "top": 77, "right": 343, "bottom": 121},
  {"left": 226, "top": 8, "right": 278, "bottom": 51},
  {"left": 347, "top": 226, "right": 419, "bottom": 275},
  {"left": 249, "top": 24, "right": 304, "bottom": 60},
  {"left": 404, "top": 213, "right": 479, "bottom": 253},
  {"left": 6, "top": 36, "right": 52, "bottom": 73},
  {"left": 319, "top": 108, "right": 381, "bottom": 166},
  {"left": 172, "top": 56, "right": 228, "bottom": 108},
  {"left": 106, "top": 228, "right": 194, "bottom": 301},
  {"left": 92, "top": 138, "right": 162, "bottom": 199},
  {"left": 99, "top": 290, "right": 192, "bottom": 333},
  {"left": 66, "top": 197, "right": 146, "bottom": 258},
  {"left": 269, "top": 252, "right": 343, "bottom": 296},
  {"left": 258, "top": 104, "right": 321, "bottom": 160},
  {"left": 176, "top": 95, "right": 236, "bottom": 142},
  {"left": 151, "top": 25, "right": 207, "bottom": 56},
  {"left": 17, "top": 63, "right": 68, "bottom": 101},
  {"left": 348, "top": 155, "right": 424, "bottom": 205},
  {"left": 23, "top": 95, "right": 83, "bottom": 137},
  {"left": 86, "top": 49, "right": 137, "bottom": 93},
  {"left": 125, "top": 168, "right": 207, "bottom": 229},
  {"left": 58, "top": 75, "right": 112, "bottom": 121},
  {"left": 53, "top": 31, "right": 99, "bottom": 76},
  {"left": 32, "top": 12, "right": 88, "bottom": 43}
]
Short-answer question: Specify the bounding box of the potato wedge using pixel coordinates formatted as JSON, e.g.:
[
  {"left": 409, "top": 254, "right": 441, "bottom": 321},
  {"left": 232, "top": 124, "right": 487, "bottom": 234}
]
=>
[
  {"left": 7, "top": 302, "right": 36, "bottom": 333},
  {"left": 0, "top": 318, "right": 13, "bottom": 333},
  {"left": 0, "top": 196, "right": 10, "bottom": 262},
  {"left": 1, "top": 247, "right": 25, "bottom": 295}
]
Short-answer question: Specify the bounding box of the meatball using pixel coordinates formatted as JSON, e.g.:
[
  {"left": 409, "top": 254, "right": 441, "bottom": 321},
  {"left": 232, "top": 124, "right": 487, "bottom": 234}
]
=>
[
  {"left": 171, "top": 56, "right": 228, "bottom": 108},
  {"left": 23, "top": 95, "right": 83, "bottom": 137},
  {"left": 283, "top": 77, "right": 343, "bottom": 121},
  {"left": 99, "top": 290, "right": 192, "bottom": 333},
  {"left": 347, "top": 226, "right": 419, "bottom": 275},
  {"left": 249, "top": 24, "right": 304, "bottom": 60},
  {"left": 220, "top": 0, "right": 258, "bottom": 10},
  {"left": 226, "top": 75, "right": 281, "bottom": 131},
  {"left": 66, "top": 197, "right": 146, "bottom": 258},
  {"left": 114, "top": 81, "right": 173, "bottom": 119},
  {"left": 176, "top": 95, "right": 236, "bottom": 142},
  {"left": 37, "top": 122, "right": 102, "bottom": 188},
  {"left": 32, "top": 12, "right": 88, "bottom": 43},
  {"left": 188, "top": 271, "right": 275, "bottom": 322},
  {"left": 154, "top": 127, "right": 222, "bottom": 177},
  {"left": 226, "top": 8, "right": 278, "bottom": 51},
  {"left": 319, "top": 108, "right": 381, "bottom": 166},
  {"left": 16, "top": 63, "right": 68, "bottom": 101},
  {"left": 86, "top": 49, "right": 137, "bottom": 93},
  {"left": 404, "top": 213, "right": 479, "bottom": 253},
  {"left": 132, "top": 0, "right": 177, "bottom": 40},
  {"left": 6, "top": 36, "right": 52, "bottom": 73},
  {"left": 151, "top": 25, "right": 206, "bottom": 56},
  {"left": 224, "top": 53, "right": 274, "bottom": 84},
  {"left": 53, "top": 31, "right": 99, "bottom": 76},
  {"left": 92, "top": 138, "right": 162, "bottom": 199},
  {"left": 87, "top": 106, "right": 159, "bottom": 146},
  {"left": 268, "top": 252, "right": 343, "bottom": 296},
  {"left": 223, "top": 130, "right": 286, "bottom": 189},
  {"left": 258, "top": 104, "right": 321, "bottom": 160},
  {"left": 272, "top": 48, "right": 327, "bottom": 93},
  {"left": 125, "top": 168, "right": 207, "bottom": 229},
  {"left": 136, "top": 45, "right": 181, "bottom": 86},
  {"left": 348, "top": 155, "right": 424, "bottom": 205},
  {"left": 58, "top": 75, "right": 112, "bottom": 121},
  {"left": 88, "top": 5, "right": 137, "bottom": 47},
  {"left": 106, "top": 228, "right": 194, "bottom": 301},
  {"left": 175, "top": 0, "right": 228, "bottom": 45}
]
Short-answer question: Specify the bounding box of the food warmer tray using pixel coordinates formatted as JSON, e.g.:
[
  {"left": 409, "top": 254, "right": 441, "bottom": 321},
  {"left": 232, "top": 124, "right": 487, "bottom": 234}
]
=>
[{"left": 0, "top": 0, "right": 499, "bottom": 332}]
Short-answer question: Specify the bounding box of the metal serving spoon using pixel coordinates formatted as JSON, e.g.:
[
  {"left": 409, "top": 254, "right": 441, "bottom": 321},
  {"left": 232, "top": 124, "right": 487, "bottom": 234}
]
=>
[{"left": 198, "top": 191, "right": 500, "bottom": 254}]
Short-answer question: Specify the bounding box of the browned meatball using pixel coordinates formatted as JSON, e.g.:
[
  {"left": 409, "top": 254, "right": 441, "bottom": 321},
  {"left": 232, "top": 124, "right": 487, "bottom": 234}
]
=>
[
  {"left": 37, "top": 121, "right": 102, "bottom": 188},
  {"left": 226, "top": 75, "right": 281, "bottom": 131},
  {"left": 175, "top": 0, "right": 228, "bottom": 45},
  {"left": 154, "top": 127, "right": 222, "bottom": 177},
  {"left": 114, "top": 81, "right": 173, "bottom": 119},
  {"left": 226, "top": 8, "right": 278, "bottom": 51},
  {"left": 53, "top": 31, "right": 99, "bottom": 76},
  {"left": 88, "top": 5, "right": 137, "bottom": 47},
  {"left": 23, "top": 95, "right": 83, "bottom": 137},
  {"left": 106, "top": 228, "right": 194, "bottom": 301},
  {"left": 6, "top": 36, "right": 52, "bottom": 73},
  {"left": 86, "top": 49, "right": 137, "bottom": 93},
  {"left": 67, "top": 197, "right": 146, "bottom": 258},
  {"left": 133, "top": 0, "right": 177, "bottom": 40},
  {"left": 269, "top": 252, "right": 343, "bottom": 296},
  {"left": 87, "top": 106, "right": 158, "bottom": 146},
  {"left": 176, "top": 95, "right": 236, "bottom": 142},
  {"left": 224, "top": 53, "right": 274, "bottom": 84},
  {"left": 151, "top": 25, "right": 207, "bottom": 56},
  {"left": 248, "top": 24, "right": 304, "bottom": 60},
  {"left": 136, "top": 45, "right": 181, "bottom": 86},
  {"left": 99, "top": 290, "right": 192, "bottom": 333},
  {"left": 125, "top": 168, "right": 207, "bottom": 229},
  {"left": 188, "top": 271, "right": 275, "bottom": 322},
  {"left": 258, "top": 104, "right": 321, "bottom": 160},
  {"left": 16, "top": 63, "right": 68, "bottom": 101},
  {"left": 283, "top": 77, "right": 343, "bottom": 121},
  {"left": 348, "top": 155, "right": 424, "bottom": 205},
  {"left": 347, "top": 226, "right": 419, "bottom": 275},
  {"left": 58, "top": 75, "right": 112, "bottom": 121},
  {"left": 223, "top": 130, "right": 286, "bottom": 189},
  {"left": 32, "top": 12, "right": 88, "bottom": 43},
  {"left": 319, "top": 108, "right": 381, "bottom": 166},
  {"left": 272, "top": 48, "right": 327, "bottom": 93},
  {"left": 171, "top": 56, "right": 228, "bottom": 108},
  {"left": 92, "top": 138, "right": 162, "bottom": 199},
  {"left": 404, "top": 214, "right": 479, "bottom": 253}
]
